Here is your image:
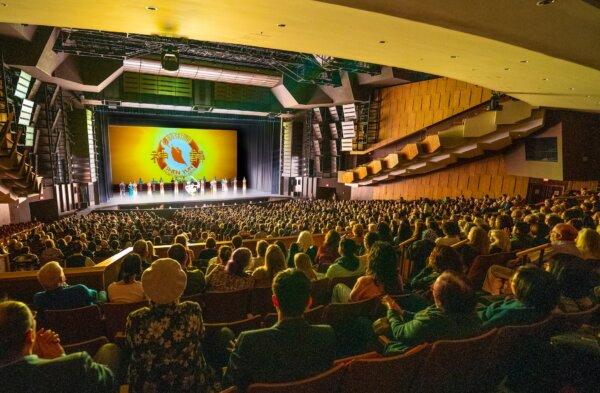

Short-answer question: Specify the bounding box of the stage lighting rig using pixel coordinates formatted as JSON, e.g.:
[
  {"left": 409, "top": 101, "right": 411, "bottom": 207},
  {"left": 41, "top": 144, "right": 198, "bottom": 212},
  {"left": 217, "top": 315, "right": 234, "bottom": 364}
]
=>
[{"left": 161, "top": 46, "right": 180, "bottom": 71}]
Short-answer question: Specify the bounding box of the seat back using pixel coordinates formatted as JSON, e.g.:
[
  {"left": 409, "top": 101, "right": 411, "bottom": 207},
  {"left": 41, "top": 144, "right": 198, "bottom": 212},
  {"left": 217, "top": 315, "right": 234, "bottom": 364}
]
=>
[
  {"left": 42, "top": 305, "right": 105, "bottom": 345},
  {"left": 341, "top": 344, "right": 430, "bottom": 393},
  {"left": 262, "top": 305, "right": 325, "bottom": 328},
  {"left": 102, "top": 301, "right": 149, "bottom": 340},
  {"left": 249, "top": 286, "right": 275, "bottom": 316},
  {"left": 311, "top": 278, "right": 331, "bottom": 306},
  {"left": 322, "top": 296, "right": 380, "bottom": 328},
  {"left": 417, "top": 329, "right": 499, "bottom": 393},
  {"left": 247, "top": 363, "right": 346, "bottom": 393},
  {"left": 64, "top": 336, "right": 109, "bottom": 356},
  {"left": 202, "top": 289, "right": 250, "bottom": 323},
  {"left": 553, "top": 304, "right": 600, "bottom": 330},
  {"left": 467, "top": 252, "right": 516, "bottom": 289},
  {"left": 205, "top": 314, "right": 262, "bottom": 338},
  {"left": 328, "top": 275, "right": 360, "bottom": 293}
]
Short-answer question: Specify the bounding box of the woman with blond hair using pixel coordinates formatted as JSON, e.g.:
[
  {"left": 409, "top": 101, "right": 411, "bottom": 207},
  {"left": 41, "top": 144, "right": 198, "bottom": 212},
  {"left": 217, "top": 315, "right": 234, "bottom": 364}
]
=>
[
  {"left": 297, "top": 230, "right": 318, "bottom": 262},
  {"left": 252, "top": 244, "right": 286, "bottom": 287},
  {"left": 294, "top": 252, "right": 320, "bottom": 281},
  {"left": 39, "top": 238, "right": 64, "bottom": 266},
  {"left": 575, "top": 228, "right": 600, "bottom": 261},
  {"left": 174, "top": 234, "right": 196, "bottom": 267}
]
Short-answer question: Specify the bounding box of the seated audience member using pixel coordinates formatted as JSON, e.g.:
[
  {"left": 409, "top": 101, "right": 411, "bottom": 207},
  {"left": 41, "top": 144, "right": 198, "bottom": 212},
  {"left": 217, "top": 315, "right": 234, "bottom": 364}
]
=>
[
  {"left": 207, "top": 245, "right": 232, "bottom": 274},
  {"left": 435, "top": 221, "right": 461, "bottom": 246},
  {"left": 422, "top": 218, "right": 443, "bottom": 242},
  {"left": 39, "top": 239, "right": 65, "bottom": 266},
  {"left": 376, "top": 222, "right": 394, "bottom": 244},
  {"left": 381, "top": 271, "right": 481, "bottom": 355},
  {"left": 351, "top": 224, "right": 366, "bottom": 255},
  {"left": 297, "top": 231, "right": 318, "bottom": 263},
  {"left": 489, "top": 229, "right": 511, "bottom": 254},
  {"left": 13, "top": 246, "right": 40, "bottom": 271},
  {"left": 64, "top": 241, "right": 94, "bottom": 268},
  {"left": 326, "top": 238, "right": 364, "bottom": 279},
  {"left": 231, "top": 235, "right": 243, "bottom": 250},
  {"left": 247, "top": 240, "right": 268, "bottom": 272},
  {"left": 132, "top": 240, "right": 150, "bottom": 269},
  {"left": 92, "top": 240, "right": 113, "bottom": 261},
  {"left": 479, "top": 265, "right": 559, "bottom": 329},
  {"left": 530, "top": 221, "right": 550, "bottom": 246},
  {"left": 107, "top": 253, "right": 145, "bottom": 303},
  {"left": 197, "top": 237, "right": 218, "bottom": 263},
  {"left": 174, "top": 234, "right": 196, "bottom": 266},
  {"left": 126, "top": 258, "right": 215, "bottom": 392},
  {"left": 555, "top": 264, "right": 598, "bottom": 313},
  {"left": 547, "top": 223, "right": 581, "bottom": 259},
  {"left": 286, "top": 242, "right": 301, "bottom": 268},
  {"left": 333, "top": 241, "right": 403, "bottom": 303},
  {"left": 208, "top": 247, "right": 255, "bottom": 291},
  {"left": 407, "top": 234, "right": 436, "bottom": 279},
  {"left": 315, "top": 230, "right": 341, "bottom": 270},
  {"left": 407, "top": 245, "right": 464, "bottom": 292},
  {"left": 458, "top": 226, "right": 490, "bottom": 269},
  {"left": 0, "top": 300, "right": 116, "bottom": 392},
  {"left": 168, "top": 243, "right": 206, "bottom": 296},
  {"left": 575, "top": 228, "right": 600, "bottom": 261},
  {"left": 109, "top": 240, "right": 121, "bottom": 254},
  {"left": 510, "top": 221, "right": 534, "bottom": 252},
  {"left": 294, "top": 253, "right": 320, "bottom": 281},
  {"left": 252, "top": 244, "right": 286, "bottom": 287},
  {"left": 34, "top": 262, "right": 100, "bottom": 313},
  {"left": 274, "top": 240, "right": 287, "bottom": 257},
  {"left": 145, "top": 241, "right": 159, "bottom": 262},
  {"left": 357, "top": 232, "right": 379, "bottom": 272},
  {"left": 224, "top": 269, "right": 336, "bottom": 390}
]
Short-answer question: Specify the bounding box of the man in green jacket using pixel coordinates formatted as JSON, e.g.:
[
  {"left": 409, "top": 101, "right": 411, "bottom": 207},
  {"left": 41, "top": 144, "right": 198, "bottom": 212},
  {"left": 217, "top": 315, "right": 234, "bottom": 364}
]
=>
[
  {"left": 0, "top": 300, "right": 116, "bottom": 393},
  {"left": 383, "top": 271, "right": 481, "bottom": 355}
]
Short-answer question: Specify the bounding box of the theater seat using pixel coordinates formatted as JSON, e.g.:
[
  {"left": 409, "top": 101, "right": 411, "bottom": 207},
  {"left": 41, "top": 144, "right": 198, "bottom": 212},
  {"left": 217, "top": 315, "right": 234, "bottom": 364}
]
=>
[
  {"left": 340, "top": 344, "right": 430, "bottom": 393},
  {"left": 322, "top": 296, "right": 380, "bottom": 327},
  {"left": 249, "top": 286, "right": 276, "bottom": 316},
  {"left": 310, "top": 278, "right": 331, "bottom": 306},
  {"left": 246, "top": 363, "right": 346, "bottom": 393},
  {"left": 261, "top": 305, "right": 325, "bottom": 328},
  {"left": 553, "top": 304, "right": 600, "bottom": 330},
  {"left": 416, "top": 329, "right": 499, "bottom": 393},
  {"left": 64, "top": 336, "right": 109, "bottom": 356},
  {"left": 202, "top": 289, "right": 251, "bottom": 323},
  {"left": 467, "top": 252, "right": 516, "bottom": 289},
  {"left": 205, "top": 315, "right": 262, "bottom": 338},
  {"left": 102, "top": 301, "right": 150, "bottom": 340},
  {"left": 42, "top": 305, "right": 105, "bottom": 345}
]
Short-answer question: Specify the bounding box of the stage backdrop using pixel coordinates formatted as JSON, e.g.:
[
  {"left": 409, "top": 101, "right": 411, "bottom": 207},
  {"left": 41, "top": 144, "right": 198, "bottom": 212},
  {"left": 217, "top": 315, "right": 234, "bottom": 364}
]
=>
[{"left": 108, "top": 125, "right": 237, "bottom": 182}]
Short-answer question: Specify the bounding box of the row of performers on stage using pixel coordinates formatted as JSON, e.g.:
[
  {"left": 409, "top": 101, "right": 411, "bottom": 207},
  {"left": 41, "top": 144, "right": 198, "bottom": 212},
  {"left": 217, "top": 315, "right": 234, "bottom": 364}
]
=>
[{"left": 119, "top": 177, "right": 247, "bottom": 197}]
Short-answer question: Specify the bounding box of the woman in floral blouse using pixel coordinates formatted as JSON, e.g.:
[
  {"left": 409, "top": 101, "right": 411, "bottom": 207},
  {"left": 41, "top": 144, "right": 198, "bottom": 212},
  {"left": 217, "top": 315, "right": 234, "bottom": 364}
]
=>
[{"left": 126, "top": 258, "right": 216, "bottom": 392}]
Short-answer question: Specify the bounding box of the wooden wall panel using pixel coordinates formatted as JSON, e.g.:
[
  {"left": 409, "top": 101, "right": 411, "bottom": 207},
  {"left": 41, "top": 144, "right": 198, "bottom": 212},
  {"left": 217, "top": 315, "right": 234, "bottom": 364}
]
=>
[{"left": 378, "top": 77, "right": 492, "bottom": 142}]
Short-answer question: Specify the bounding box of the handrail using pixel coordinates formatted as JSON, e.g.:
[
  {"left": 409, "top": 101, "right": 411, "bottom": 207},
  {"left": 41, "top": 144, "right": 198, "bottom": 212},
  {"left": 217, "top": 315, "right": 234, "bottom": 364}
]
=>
[
  {"left": 515, "top": 243, "right": 551, "bottom": 258},
  {"left": 397, "top": 236, "right": 418, "bottom": 250},
  {"left": 451, "top": 239, "right": 469, "bottom": 248}
]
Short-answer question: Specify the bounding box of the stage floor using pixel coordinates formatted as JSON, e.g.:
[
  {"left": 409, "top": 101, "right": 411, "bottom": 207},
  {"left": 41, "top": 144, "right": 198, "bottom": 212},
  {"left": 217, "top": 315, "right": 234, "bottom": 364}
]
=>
[{"left": 94, "top": 189, "right": 290, "bottom": 211}]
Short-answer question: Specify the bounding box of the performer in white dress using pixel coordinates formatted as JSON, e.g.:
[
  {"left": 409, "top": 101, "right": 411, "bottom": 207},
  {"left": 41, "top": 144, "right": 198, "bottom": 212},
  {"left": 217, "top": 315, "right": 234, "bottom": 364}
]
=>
[
  {"left": 200, "top": 177, "right": 205, "bottom": 196},
  {"left": 147, "top": 181, "right": 152, "bottom": 197},
  {"left": 242, "top": 177, "right": 247, "bottom": 193},
  {"left": 232, "top": 177, "right": 237, "bottom": 193},
  {"left": 221, "top": 178, "right": 228, "bottom": 193},
  {"left": 211, "top": 177, "right": 217, "bottom": 196},
  {"left": 159, "top": 179, "right": 165, "bottom": 197},
  {"left": 174, "top": 179, "right": 179, "bottom": 196},
  {"left": 119, "top": 181, "right": 126, "bottom": 197},
  {"left": 133, "top": 182, "right": 138, "bottom": 196}
]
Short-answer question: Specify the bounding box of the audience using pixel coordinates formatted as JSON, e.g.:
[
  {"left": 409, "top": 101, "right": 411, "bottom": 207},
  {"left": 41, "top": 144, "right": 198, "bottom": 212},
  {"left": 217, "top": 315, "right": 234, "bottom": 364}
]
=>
[
  {"left": 107, "top": 253, "right": 145, "bottom": 303},
  {"left": 224, "top": 269, "right": 336, "bottom": 390},
  {"left": 294, "top": 252, "right": 320, "bottom": 281},
  {"left": 326, "top": 238, "right": 363, "bottom": 279},
  {"left": 168, "top": 243, "right": 206, "bottom": 296},
  {"left": 408, "top": 245, "right": 464, "bottom": 292},
  {"left": 0, "top": 300, "right": 116, "bottom": 392},
  {"left": 252, "top": 244, "right": 286, "bottom": 287},
  {"left": 382, "top": 271, "right": 480, "bottom": 355},
  {"left": 34, "top": 262, "right": 101, "bottom": 313},
  {"left": 208, "top": 247, "right": 255, "bottom": 291},
  {"left": 316, "top": 230, "right": 341, "bottom": 270},
  {"left": 38, "top": 239, "right": 64, "bottom": 266},
  {"left": 64, "top": 241, "right": 94, "bottom": 268},
  {"left": 126, "top": 258, "right": 215, "bottom": 392}
]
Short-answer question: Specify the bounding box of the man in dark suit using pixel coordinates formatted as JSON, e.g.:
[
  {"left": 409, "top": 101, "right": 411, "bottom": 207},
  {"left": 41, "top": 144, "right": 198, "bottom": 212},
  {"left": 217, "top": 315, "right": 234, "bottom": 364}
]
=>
[
  {"left": 0, "top": 300, "right": 116, "bottom": 393},
  {"left": 224, "top": 269, "right": 336, "bottom": 391}
]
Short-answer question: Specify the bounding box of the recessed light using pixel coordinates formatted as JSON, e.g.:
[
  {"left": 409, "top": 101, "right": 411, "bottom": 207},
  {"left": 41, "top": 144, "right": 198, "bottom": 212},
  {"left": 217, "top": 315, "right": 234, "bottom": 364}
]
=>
[
  {"left": 520, "top": 60, "right": 528, "bottom": 63},
  {"left": 379, "top": 40, "right": 386, "bottom": 44},
  {"left": 277, "top": 23, "right": 286, "bottom": 28},
  {"left": 471, "top": 68, "right": 477, "bottom": 71},
  {"left": 569, "top": 87, "right": 575, "bottom": 91},
  {"left": 504, "top": 68, "right": 511, "bottom": 71},
  {"left": 536, "top": 0, "right": 555, "bottom": 5},
  {"left": 145, "top": 5, "right": 157, "bottom": 11},
  {"left": 450, "top": 55, "right": 458, "bottom": 59},
  {"left": 0, "top": 2, "right": 6, "bottom": 6},
  {"left": 541, "top": 77, "right": 549, "bottom": 81},
  {"left": 586, "top": 95, "right": 592, "bottom": 98}
]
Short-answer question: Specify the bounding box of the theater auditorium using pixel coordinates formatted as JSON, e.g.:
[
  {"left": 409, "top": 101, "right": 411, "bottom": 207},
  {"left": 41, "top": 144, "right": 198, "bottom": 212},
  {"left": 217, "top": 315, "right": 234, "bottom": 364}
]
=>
[{"left": 0, "top": 1, "right": 599, "bottom": 392}]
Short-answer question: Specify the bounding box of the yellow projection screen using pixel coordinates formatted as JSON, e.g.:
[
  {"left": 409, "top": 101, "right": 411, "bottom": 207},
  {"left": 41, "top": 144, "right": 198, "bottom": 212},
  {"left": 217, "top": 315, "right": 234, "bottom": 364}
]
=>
[{"left": 108, "top": 125, "right": 237, "bottom": 183}]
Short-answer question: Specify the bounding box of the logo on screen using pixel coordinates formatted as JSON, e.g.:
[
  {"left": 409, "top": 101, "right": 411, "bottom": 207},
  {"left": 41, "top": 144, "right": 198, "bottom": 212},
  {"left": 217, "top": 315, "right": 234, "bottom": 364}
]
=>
[{"left": 150, "top": 132, "right": 205, "bottom": 177}]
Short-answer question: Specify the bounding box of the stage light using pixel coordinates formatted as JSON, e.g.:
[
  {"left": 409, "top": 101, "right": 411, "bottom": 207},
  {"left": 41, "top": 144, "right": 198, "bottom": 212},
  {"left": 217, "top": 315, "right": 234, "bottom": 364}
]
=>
[{"left": 161, "top": 47, "right": 180, "bottom": 71}]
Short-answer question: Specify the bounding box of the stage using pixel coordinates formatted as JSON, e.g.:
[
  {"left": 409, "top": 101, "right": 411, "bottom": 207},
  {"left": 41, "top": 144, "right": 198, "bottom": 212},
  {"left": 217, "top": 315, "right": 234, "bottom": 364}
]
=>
[{"left": 94, "top": 189, "right": 291, "bottom": 211}]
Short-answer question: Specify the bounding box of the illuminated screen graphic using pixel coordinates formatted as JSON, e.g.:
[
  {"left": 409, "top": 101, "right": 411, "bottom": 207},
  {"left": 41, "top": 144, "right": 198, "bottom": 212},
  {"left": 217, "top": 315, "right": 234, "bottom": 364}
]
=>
[{"left": 108, "top": 125, "right": 237, "bottom": 182}]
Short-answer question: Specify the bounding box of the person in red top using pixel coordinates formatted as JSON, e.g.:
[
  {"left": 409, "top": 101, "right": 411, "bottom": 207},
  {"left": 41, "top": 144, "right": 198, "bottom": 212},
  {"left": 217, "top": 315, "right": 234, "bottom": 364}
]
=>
[{"left": 315, "top": 230, "right": 340, "bottom": 272}]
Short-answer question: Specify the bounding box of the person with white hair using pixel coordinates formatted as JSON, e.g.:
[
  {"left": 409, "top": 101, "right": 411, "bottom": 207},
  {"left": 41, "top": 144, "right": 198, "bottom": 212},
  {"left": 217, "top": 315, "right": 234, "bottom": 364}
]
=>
[{"left": 33, "top": 261, "right": 100, "bottom": 313}]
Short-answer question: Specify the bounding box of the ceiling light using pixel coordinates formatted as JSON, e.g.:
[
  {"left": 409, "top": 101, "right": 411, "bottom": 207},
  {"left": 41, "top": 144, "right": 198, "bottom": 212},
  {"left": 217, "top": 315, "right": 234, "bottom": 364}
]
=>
[
  {"left": 541, "top": 77, "right": 549, "bottom": 81},
  {"left": 569, "top": 87, "right": 575, "bottom": 91},
  {"left": 586, "top": 95, "right": 592, "bottom": 98},
  {"left": 277, "top": 23, "right": 286, "bottom": 28},
  {"left": 504, "top": 68, "right": 510, "bottom": 71},
  {"left": 379, "top": 40, "right": 386, "bottom": 44},
  {"left": 520, "top": 60, "right": 528, "bottom": 63},
  {"left": 145, "top": 5, "right": 158, "bottom": 11},
  {"left": 536, "top": 0, "right": 555, "bottom": 5},
  {"left": 450, "top": 55, "right": 458, "bottom": 59},
  {"left": 0, "top": 2, "right": 6, "bottom": 6}
]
